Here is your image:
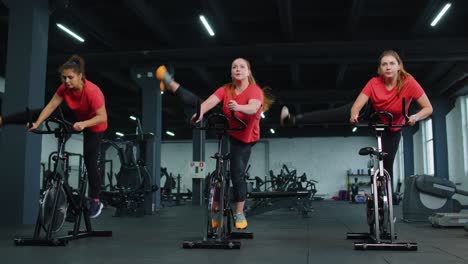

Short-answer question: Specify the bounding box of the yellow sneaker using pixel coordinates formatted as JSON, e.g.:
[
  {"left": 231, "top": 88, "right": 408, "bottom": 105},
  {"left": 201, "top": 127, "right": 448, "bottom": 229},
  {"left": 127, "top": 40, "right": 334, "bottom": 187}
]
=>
[
  {"left": 156, "top": 65, "right": 173, "bottom": 92},
  {"left": 235, "top": 213, "right": 248, "bottom": 230},
  {"left": 156, "top": 65, "right": 167, "bottom": 80},
  {"left": 211, "top": 210, "right": 220, "bottom": 229},
  {"left": 211, "top": 219, "right": 219, "bottom": 229}
]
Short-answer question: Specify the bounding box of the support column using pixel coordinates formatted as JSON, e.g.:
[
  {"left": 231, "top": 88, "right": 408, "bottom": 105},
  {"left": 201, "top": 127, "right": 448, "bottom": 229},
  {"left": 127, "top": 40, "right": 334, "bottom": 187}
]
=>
[
  {"left": 0, "top": 0, "right": 49, "bottom": 224},
  {"left": 431, "top": 97, "right": 454, "bottom": 179},
  {"left": 130, "top": 68, "right": 161, "bottom": 212}
]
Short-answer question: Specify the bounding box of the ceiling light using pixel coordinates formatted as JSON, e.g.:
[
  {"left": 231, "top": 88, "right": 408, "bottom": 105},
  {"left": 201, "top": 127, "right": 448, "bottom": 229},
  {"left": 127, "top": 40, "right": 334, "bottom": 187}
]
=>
[
  {"left": 199, "top": 15, "right": 215, "bottom": 36},
  {"left": 270, "top": 128, "right": 275, "bottom": 134},
  {"left": 166, "top": 131, "right": 175, "bottom": 136},
  {"left": 115, "top": 132, "right": 124, "bottom": 137},
  {"left": 56, "top": 23, "right": 85, "bottom": 42},
  {"left": 129, "top": 116, "right": 137, "bottom": 121},
  {"left": 430, "top": 3, "right": 451, "bottom": 27},
  {"left": 261, "top": 112, "right": 265, "bottom": 119},
  {"left": 352, "top": 127, "right": 358, "bottom": 133}
]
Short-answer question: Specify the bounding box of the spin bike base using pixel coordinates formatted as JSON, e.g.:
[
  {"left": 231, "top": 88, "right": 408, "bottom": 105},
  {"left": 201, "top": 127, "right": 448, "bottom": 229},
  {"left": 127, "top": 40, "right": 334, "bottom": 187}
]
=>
[
  {"left": 182, "top": 231, "right": 253, "bottom": 249},
  {"left": 347, "top": 232, "right": 417, "bottom": 251},
  {"left": 14, "top": 230, "right": 113, "bottom": 247}
]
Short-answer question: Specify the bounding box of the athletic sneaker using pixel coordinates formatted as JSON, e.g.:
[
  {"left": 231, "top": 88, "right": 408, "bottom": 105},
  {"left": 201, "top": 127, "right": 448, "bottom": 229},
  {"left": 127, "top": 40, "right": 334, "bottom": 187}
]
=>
[
  {"left": 235, "top": 213, "right": 248, "bottom": 230},
  {"left": 156, "top": 65, "right": 174, "bottom": 92},
  {"left": 89, "top": 200, "right": 104, "bottom": 219},
  {"left": 211, "top": 210, "right": 220, "bottom": 229},
  {"left": 280, "top": 106, "right": 295, "bottom": 126}
]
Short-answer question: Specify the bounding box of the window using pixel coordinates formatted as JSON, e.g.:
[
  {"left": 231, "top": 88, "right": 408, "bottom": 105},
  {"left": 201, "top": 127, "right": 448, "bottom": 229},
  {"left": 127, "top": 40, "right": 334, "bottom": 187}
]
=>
[
  {"left": 462, "top": 96, "right": 468, "bottom": 175},
  {"left": 422, "top": 118, "right": 434, "bottom": 175},
  {"left": 394, "top": 137, "right": 405, "bottom": 190}
]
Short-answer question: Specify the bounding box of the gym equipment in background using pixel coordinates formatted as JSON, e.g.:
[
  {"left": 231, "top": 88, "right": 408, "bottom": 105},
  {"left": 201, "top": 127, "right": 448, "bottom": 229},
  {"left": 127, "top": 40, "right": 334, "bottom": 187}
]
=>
[{"left": 403, "top": 174, "right": 468, "bottom": 226}]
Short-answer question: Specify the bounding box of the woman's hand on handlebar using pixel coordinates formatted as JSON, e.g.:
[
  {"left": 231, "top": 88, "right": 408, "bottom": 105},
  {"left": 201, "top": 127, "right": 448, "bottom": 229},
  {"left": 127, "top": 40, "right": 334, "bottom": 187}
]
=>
[
  {"left": 27, "top": 122, "right": 39, "bottom": 131},
  {"left": 407, "top": 115, "right": 418, "bottom": 126},
  {"left": 349, "top": 114, "right": 359, "bottom": 124},
  {"left": 227, "top": 100, "right": 240, "bottom": 111},
  {"left": 191, "top": 112, "right": 203, "bottom": 124},
  {"left": 73, "top": 121, "right": 86, "bottom": 131}
]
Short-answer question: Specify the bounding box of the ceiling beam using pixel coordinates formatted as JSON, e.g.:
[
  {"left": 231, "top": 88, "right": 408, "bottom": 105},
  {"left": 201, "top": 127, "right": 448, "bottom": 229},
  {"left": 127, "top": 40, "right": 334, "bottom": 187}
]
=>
[
  {"left": 433, "top": 63, "right": 468, "bottom": 96},
  {"left": 122, "top": 0, "right": 176, "bottom": 46},
  {"left": 336, "top": 64, "right": 348, "bottom": 89},
  {"left": 290, "top": 63, "right": 301, "bottom": 89},
  {"left": 192, "top": 66, "right": 218, "bottom": 89},
  {"left": 277, "top": 0, "right": 294, "bottom": 41},
  {"left": 346, "top": 0, "right": 364, "bottom": 38},
  {"left": 48, "top": 39, "right": 468, "bottom": 66}
]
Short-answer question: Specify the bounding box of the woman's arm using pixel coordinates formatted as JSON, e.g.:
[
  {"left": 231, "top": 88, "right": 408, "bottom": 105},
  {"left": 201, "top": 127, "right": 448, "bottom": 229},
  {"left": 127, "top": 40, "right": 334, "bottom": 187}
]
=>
[
  {"left": 73, "top": 105, "right": 107, "bottom": 131},
  {"left": 349, "top": 93, "right": 369, "bottom": 123},
  {"left": 192, "top": 94, "right": 221, "bottom": 123},
  {"left": 228, "top": 99, "right": 262, "bottom": 115},
  {"left": 408, "top": 93, "right": 433, "bottom": 126},
  {"left": 201, "top": 94, "right": 221, "bottom": 114},
  {"left": 30, "top": 93, "right": 63, "bottom": 129}
]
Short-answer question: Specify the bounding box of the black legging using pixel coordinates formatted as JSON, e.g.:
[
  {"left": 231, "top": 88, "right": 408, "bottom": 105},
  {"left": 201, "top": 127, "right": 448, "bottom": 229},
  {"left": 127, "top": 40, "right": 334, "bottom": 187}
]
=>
[
  {"left": 174, "top": 86, "right": 251, "bottom": 202},
  {"left": 381, "top": 129, "right": 402, "bottom": 186},
  {"left": 230, "top": 137, "right": 254, "bottom": 202},
  {"left": 294, "top": 103, "right": 352, "bottom": 124},
  {"left": 2, "top": 107, "right": 103, "bottom": 199}
]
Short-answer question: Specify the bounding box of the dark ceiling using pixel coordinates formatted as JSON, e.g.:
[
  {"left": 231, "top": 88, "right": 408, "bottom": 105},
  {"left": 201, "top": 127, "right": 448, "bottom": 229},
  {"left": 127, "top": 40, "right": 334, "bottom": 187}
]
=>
[{"left": 1, "top": 0, "right": 468, "bottom": 140}]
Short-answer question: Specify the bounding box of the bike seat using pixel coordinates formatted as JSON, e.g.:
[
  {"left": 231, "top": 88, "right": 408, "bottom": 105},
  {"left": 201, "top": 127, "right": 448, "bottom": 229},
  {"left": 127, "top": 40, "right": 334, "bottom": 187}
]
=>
[{"left": 358, "top": 147, "right": 387, "bottom": 157}]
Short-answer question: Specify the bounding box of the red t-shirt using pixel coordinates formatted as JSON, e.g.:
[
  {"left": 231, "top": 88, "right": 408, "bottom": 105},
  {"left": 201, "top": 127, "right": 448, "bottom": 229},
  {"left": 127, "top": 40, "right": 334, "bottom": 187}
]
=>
[
  {"left": 56, "top": 79, "right": 107, "bottom": 132},
  {"left": 213, "top": 84, "right": 263, "bottom": 143},
  {"left": 362, "top": 76, "right": 425, "bottom": 131}
]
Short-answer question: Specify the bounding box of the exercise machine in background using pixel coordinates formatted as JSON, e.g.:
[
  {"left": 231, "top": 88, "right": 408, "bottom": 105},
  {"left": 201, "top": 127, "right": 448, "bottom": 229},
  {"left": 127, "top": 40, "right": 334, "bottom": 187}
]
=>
[
  {"left": 100, "top": 116, "right": 158, "bottom": 217},
  {"left": 403, "top": 174, "right": 468, "bottom": 227}
]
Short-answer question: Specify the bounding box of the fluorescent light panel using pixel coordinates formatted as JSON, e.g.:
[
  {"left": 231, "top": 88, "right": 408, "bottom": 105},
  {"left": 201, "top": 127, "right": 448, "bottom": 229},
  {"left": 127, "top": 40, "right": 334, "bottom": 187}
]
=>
[
  {"left": 352, "top": 127, "right": 358, "bottom": 133},
  {"left": 166, "top": 131, "right": 175, "bottom": 136},
  {"left": 430, "top": 3, "right": 451, "bottom": 27},
  {"left": 115, "top": 132, "right": 124, "bottom": 137},
  {"left": 129, "top": 116, "right": 137, "bottom": 121},
  {"left": 199, "top": 15, "right": 215, "bottom": 36},
  {"left": 56, "top": 23, "right": 85, "bottom": 42},
  {"left": 270, "top": 128, "right": 275, "bottom": 134},
  {"left": 261, "top": 112, "right": 265, "bottom": 119}
]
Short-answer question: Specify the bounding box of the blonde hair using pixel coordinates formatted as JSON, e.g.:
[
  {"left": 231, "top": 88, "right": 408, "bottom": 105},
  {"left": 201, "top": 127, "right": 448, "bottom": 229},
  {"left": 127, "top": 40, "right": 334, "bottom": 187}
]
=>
[
  {"left": 225, "top": 58, "right": 275, "bottom": 112},
  {"left": 377, "top": 50, "right": 411, "bottom": 95}
]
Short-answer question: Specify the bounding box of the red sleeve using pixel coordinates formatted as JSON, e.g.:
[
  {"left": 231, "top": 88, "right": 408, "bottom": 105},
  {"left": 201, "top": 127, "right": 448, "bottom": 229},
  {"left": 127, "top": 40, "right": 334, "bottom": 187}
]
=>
[
  {"left": 213, "top": 86, "right": 226, "bottom": 101},
  {"left": 250, "top": 86, "right": 263, "bottom": 102},
  {"left": 88, "top": 86, "right": 105, "bottom": 111},
  {"left": 55, "top": 84, "right": 66, "bottom": 98},
  {"left": 407, "top": 77, "right": 425, "bottom": 99},
  {"left": 361, "top": 78, "right": 374, "bottom": 97}
]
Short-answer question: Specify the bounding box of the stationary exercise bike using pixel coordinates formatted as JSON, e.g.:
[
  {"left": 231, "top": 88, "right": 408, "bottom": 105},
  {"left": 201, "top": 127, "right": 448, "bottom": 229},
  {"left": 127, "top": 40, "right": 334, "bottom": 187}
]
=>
[
  {"left": 183, "top": 108, "right": 253, "bottom": 249},
  {"left": 14, "top": 115, "right": 112, "bottom": 246},
  {"left": 346, "top": 98, "right": 417, "bottom": 250}
]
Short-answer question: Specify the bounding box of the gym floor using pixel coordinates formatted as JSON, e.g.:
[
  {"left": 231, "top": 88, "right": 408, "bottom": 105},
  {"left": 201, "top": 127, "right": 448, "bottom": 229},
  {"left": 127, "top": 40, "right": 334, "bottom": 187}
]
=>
[{"left": 1, "top": 200, "right": 467, "bottom": 264}]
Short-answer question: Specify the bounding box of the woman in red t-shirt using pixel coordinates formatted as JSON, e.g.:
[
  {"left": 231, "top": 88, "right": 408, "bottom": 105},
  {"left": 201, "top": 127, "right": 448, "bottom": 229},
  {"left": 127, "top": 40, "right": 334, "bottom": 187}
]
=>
[
  {"left": 350, "top": 50, "right": 433, "bottom": 181},
  {"left": 157, "top": 58, "right": 274, "bottom": 230},
  {"left": 0, "top": 55, "right": 108, "bottom": 218}
]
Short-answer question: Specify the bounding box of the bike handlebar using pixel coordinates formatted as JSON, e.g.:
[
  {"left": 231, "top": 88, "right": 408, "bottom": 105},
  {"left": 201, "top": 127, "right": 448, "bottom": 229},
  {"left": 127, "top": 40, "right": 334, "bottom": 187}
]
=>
[
  {"left": 29, "top": 116, "right": 80, "bottom": 135},
  {"left": 353, "top": 98, "right": 410, "bottom": 129},
  {"left": 193, "top": 101, "right": 247, "bottom": 132}
]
